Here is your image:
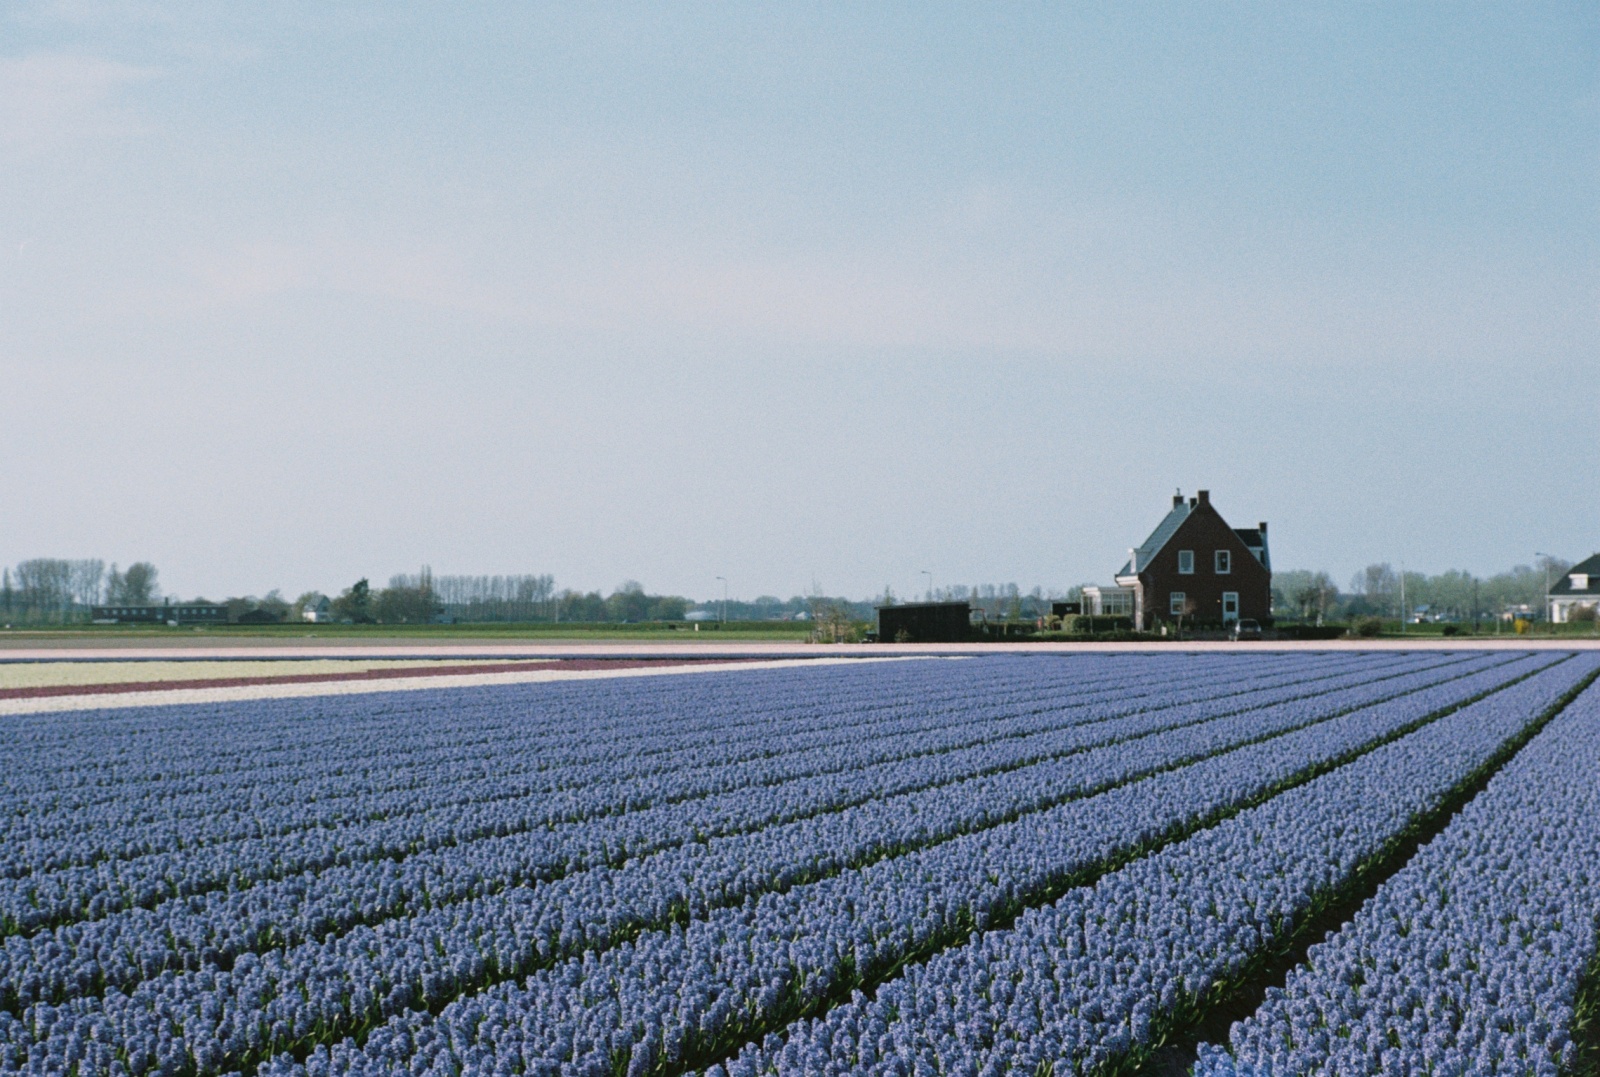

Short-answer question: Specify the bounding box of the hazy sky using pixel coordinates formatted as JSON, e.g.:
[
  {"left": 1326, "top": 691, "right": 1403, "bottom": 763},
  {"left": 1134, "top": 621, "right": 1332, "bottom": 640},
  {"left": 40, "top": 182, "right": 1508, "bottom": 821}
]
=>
[{"left": 3, "top": 3, "right": 1595, "bottom": 602}]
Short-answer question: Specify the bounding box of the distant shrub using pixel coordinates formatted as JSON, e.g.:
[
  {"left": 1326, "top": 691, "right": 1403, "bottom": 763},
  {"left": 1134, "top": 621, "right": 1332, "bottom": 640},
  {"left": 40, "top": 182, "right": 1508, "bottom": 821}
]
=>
[
  {"left": 1280, "top": 624, "right": 1346, "bottom": 641},
  {"left": 1441, "top": 624, "right": 1459, "bottom": 637},
  {"left": 1570, "top": 604, "right": 1598, "bottom": 624},
  {"left": 1351, "top": 617, "right": 1383, "bottom": 638},
  {"left": 1058, "top": 615, "right": 1133, "bottom": 635}
]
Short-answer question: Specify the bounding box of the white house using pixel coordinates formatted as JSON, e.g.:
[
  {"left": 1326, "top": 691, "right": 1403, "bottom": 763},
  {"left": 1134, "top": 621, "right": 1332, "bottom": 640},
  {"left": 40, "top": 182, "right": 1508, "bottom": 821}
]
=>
[
  {"left": 300, "top": 594, "right": 334, "bottom": 623},
  {"left": 1548, "top": 554, "right": 1600, "bottom": 623}
]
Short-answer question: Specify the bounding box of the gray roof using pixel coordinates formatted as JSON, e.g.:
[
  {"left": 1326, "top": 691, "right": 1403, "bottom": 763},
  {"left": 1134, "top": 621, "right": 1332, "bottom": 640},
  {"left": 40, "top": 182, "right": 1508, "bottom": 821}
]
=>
[
  {"left": 1117, "top": 502, "right": 1192, "bottom": 577},
  {"left": 1550, "top": 554, "right": 1600, "bottom": 596}
]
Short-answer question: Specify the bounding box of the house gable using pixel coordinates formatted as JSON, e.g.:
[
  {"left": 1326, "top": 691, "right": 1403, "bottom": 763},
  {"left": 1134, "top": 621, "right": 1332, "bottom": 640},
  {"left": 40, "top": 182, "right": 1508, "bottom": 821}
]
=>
[
  {"left": 1550, "top": 554, "right": 1600, "bottom": 597},
  {"left": 1117, "top": 496, "right": 1192, "bottom": 579}
]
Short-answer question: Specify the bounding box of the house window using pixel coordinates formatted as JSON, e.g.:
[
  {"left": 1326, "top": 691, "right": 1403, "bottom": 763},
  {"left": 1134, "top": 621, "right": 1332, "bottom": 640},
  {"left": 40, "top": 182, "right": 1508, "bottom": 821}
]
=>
[
  {"left": 1222, "top": 592, "right": 1239, "bottom": 622},
  {"left": 1573, "top": 574, "right": 1590, "bottom": 590},
  {"left": 1215, "top": 550, "right": 1231, "bottom": 574},
  {"left": 1170, "top": 592, "right": 1187, "bottom": 615},
  {"left": 1178, "top": 550, "right": 1194, "bottom": 575}
]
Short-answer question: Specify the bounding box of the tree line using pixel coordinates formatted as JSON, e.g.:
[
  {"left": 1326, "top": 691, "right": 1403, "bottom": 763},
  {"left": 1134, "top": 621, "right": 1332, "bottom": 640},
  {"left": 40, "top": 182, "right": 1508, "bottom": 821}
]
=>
[
  {"left": 326, "top": 572, "right": 691, "bottom": 625},
  {"left": 1272, "top": 556, "right": 1576, "bottom": 624},
  {"left": 2, "top": 553, "right": 1587, "bottom": 628},
  {"left": 1, "top": 559, "right": 161, "bottom": 624}
]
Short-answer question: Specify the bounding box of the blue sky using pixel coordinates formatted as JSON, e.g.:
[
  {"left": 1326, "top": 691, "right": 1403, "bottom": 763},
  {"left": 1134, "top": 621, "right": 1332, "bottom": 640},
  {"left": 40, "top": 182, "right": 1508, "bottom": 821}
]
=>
[{"left": 2, "top": 3, "right": 1595, "bottom": 602}]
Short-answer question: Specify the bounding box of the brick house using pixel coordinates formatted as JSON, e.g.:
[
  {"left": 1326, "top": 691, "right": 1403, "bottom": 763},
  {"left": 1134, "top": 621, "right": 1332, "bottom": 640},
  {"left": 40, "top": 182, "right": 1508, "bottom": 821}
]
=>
[{"left": 1086, "top": 489, "right": 1271, "bottom": 630}]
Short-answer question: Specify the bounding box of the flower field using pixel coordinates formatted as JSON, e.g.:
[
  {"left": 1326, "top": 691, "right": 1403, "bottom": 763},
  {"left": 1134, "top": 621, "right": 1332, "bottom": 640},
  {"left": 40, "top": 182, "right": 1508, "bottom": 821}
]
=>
[{"left": 2, "top": 651, "right": 1598, "bottom": 1076}]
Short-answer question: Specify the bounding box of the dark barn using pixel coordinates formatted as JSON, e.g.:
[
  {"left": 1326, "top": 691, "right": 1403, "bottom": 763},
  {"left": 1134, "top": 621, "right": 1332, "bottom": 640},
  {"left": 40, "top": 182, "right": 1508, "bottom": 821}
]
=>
[{"left": 877, "top": 602, "right": 972, "bottom": 643}]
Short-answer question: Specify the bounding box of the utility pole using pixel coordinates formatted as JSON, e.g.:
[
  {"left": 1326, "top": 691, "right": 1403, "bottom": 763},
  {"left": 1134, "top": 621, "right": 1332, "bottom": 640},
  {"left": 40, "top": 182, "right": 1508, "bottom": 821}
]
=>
[
  {"left": 716, "top": 576, "right": 728, "bottom": 624},
  {"left": 1398, "top": 563, "right": 1406, "bottom": 635},
  {"left": 1536, "top": 553, "right": 1553, "bottom": 626}
]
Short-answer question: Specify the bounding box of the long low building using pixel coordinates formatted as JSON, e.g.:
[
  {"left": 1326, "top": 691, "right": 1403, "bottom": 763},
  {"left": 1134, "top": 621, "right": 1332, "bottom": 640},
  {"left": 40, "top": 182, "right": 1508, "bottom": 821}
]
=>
[{"left": 92, "top": 603, "right": 230, "bottom": 625}]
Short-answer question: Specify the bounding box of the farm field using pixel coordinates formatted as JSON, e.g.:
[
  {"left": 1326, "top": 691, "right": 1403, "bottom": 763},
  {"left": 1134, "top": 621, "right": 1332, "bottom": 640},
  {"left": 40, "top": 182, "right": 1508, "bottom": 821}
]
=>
[{"left": 3, "top": 652, "right": 1599, "bottom": 1076}]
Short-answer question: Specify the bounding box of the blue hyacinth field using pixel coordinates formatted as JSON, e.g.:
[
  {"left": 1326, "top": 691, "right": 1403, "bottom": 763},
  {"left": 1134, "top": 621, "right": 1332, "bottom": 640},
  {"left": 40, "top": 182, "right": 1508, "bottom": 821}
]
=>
[{"left": 5, "top": 650, "right": 1600, "bottom": 1077}]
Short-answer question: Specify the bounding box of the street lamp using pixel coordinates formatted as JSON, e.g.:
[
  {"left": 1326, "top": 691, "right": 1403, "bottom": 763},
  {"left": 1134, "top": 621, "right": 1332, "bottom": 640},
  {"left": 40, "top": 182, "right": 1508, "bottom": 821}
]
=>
[
  {"left": 1398, "top": 562, "right": 1406, "bottom": 635},
  {"left": 715, "top": 576, "right": 728, "bottom": 624},
  {"left": 921, "top": 571, "right": 933, "bottom": 603}
]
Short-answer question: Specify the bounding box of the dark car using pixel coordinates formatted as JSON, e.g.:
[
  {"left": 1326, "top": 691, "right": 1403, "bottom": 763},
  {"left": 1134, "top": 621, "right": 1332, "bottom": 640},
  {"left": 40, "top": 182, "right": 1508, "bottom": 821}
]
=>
[{"left": 1230, "top": 618, "right": 1263, "bottom": 641}]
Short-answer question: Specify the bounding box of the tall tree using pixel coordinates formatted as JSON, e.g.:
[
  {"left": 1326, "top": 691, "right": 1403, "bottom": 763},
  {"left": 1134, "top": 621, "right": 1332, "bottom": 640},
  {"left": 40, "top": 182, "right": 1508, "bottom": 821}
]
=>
[
  {"left": 14, "top": 560, "right": 73, "bottom": 621},
  {"left": 332, "top": 579, "right": 373, "bottom": 623},
  {"left": 121, "top": 563, "right": 159, "bottom": 604}
]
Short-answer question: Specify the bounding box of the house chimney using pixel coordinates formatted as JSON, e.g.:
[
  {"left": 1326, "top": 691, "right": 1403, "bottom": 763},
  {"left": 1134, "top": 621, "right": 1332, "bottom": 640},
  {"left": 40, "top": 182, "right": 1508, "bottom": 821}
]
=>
[
  {"left": 1258, "top": 521, "right": 1267, "bottom": 533},
  {"left": 1129, "top": 547, "right": 1138, "bottom": 573},
  {"left": 1172, "top": 490, "right": 1184, "bottom": 508},
  {"left": 1197, "top": 489, "right": 1210, "bottom": 507},
  {"left": 1188, "top": 497, "right": 1197, "bottom": 509}
]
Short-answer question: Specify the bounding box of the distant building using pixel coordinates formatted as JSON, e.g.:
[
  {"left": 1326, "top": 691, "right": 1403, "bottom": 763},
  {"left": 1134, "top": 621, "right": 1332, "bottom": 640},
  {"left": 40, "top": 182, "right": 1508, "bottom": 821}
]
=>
[
  {"left": 1088, "top": 489, "right": 1271, "bottom": 631},
  {"left": 300, "top": 595, "right": 334, "bottom": 623},
  {"left": 1549, "top": 554, "right": 1600, "bottom": 623},
  {"left": 91, "top": 602, "right": 228, "bottom": 625},
  {"left": 877, "top": 602, "right": 972, "bottom": 643}
]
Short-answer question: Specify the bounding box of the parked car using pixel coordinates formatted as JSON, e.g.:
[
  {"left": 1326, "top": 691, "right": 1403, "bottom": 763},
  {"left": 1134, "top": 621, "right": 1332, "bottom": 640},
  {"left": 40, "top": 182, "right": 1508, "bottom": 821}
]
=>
[{"left": 1231, "top": 618, "right": 1263, "bottom": 641}]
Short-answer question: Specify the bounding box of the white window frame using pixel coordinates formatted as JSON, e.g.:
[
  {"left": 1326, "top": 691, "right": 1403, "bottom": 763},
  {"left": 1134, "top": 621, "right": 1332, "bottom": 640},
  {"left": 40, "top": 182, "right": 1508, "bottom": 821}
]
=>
[
  {"left": 1169, "top": 592, "right": 1187, "bottom": 615},
  {"left": 1178, "top": 550, "right": 1194, "bottom": 575},
  {"left": 1222, "top": 591, "right": 1239, "bottom": 622},
  {"left": 1215, "top": 550, "right": 1231, "bottom": 574}
]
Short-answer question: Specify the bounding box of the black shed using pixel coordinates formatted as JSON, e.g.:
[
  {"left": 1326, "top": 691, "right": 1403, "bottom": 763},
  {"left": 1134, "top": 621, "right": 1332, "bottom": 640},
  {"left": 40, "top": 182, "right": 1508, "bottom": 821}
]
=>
[{"left": 876, "top": 602, "right": 972, "bottom": 643}]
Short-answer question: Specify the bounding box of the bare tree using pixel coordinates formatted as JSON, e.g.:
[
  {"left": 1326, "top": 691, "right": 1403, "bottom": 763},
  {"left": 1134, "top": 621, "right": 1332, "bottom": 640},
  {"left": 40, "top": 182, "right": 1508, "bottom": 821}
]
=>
[
  {"left": 1350, "top": 563, "right": 1399, "bottom": 617},
  {"left": 807, "top": 585, "right": 857, "bottom": 643},
  {"left": 1294, "top": 571, "right": 1337, "bottom": 625},
  {"left": 418, "top": 572, "right": 556, "bottom": 621},
  {"left": 14, "top": 560, "right": 73, "bottom": 622},
  {"left": 70, "top": 560, "right": 105, "bottom": 609}
]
